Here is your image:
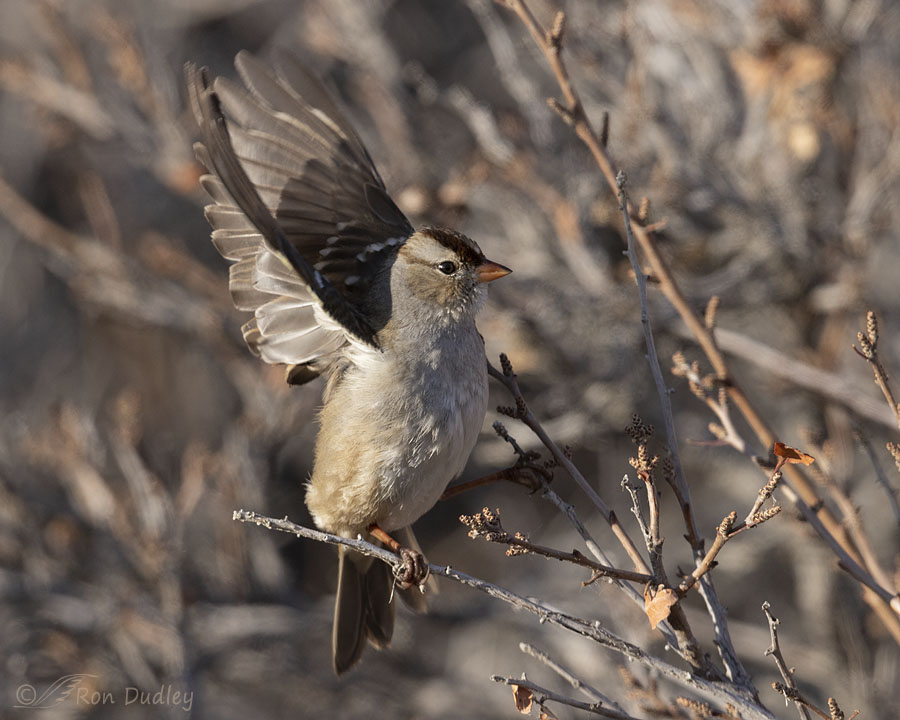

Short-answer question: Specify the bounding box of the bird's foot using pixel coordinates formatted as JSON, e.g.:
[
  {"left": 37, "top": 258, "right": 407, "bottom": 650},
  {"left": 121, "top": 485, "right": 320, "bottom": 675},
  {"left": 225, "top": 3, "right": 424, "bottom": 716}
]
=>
[
  {"left": 367, "top": 523, "right": 430, "bottom": 589},
  {"left": 394, "top": 547, "right": 429, "bottom": 589}
]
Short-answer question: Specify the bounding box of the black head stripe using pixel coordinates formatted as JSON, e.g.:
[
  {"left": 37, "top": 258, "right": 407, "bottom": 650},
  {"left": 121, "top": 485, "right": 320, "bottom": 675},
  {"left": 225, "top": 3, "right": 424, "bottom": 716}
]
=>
[{"left": 418, "top": 226, "right": 484, "bottom": 266}]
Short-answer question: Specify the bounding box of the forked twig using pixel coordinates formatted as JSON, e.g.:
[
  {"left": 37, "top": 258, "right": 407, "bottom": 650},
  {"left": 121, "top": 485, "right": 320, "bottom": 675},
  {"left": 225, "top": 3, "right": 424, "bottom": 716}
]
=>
[
  {"left": 491, "top": 674, "right": 639, "bottom": 719},
  {"left": 762, "top": 602, "right": 811, "bottom": 720},
  {"left": 519, "top": 642, "right": 625, "bottom": 712}
]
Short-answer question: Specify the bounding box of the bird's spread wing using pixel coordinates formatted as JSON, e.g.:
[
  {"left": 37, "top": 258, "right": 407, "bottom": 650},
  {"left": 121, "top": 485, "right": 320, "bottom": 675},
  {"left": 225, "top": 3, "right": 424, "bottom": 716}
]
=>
[{"left": 186, "top": 51, "right": 414, "bottom": 383}]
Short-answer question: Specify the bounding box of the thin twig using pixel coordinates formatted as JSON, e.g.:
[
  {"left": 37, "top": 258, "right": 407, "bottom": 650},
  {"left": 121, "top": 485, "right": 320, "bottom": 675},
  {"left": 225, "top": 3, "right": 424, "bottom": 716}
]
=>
[
  {"left": 613, "top": 65, "right": 746, "bottom": 692},
  {"left": 855, "top": 429, "right": 900, "bottom": 527},
  {"left": 744, "top": 474, "right": 782, "bottom": 525},
  {"left": 535, "top": 468, "right": 684, "bottom": 655},
  {"left": 499, "top": 0, "right": 750, "bottom": 682},
  {"left": 680, "top": 472, "right": 782, "bottom": 597},
  {"left": 678, "top": 502, "right": 781, "bottom": 597},
  {"left": 853, "top": 310, "right": 900, "bottom": 431},
  {"left": 621, "top": 475, "right": 652, "bottom": 546},
  {"left": 620, "top": 416, "right": 708, "bottom": 674},
  {"left": 485, "top": 421, "right": 675, "bottom": 643},
  {"left": 519, "top": 642, "right": 625, "bottom": 712},
  {"left": 762, "top": 602, "right": 811, "bottom": 720},
  {"left": 490, "top": 360, "right": 706, "bottom": 668},
  {"left": 491, "top": 675, "right": 638, "bottom": 719},
  {"left": 617, "top": 173, "right": 692, "bottom": 556}
]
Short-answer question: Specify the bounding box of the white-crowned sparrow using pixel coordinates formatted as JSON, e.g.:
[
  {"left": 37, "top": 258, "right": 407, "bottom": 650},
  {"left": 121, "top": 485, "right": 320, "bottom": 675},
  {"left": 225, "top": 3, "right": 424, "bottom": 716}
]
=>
[{"left": 186, "top": 51, "right": 510, "bottom": 674}]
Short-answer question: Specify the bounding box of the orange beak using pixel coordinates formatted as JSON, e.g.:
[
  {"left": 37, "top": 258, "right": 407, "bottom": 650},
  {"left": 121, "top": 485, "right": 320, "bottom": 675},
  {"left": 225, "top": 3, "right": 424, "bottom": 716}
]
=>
[{"left": 475, "top": 259, "right": 512, "bottom": 284}]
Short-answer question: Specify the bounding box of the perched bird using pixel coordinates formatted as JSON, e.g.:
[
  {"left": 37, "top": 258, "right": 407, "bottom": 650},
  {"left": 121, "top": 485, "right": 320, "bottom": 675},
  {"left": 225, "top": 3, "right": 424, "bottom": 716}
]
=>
[{"left": 186, "top": 51, "right": 510, "bottom": 674}]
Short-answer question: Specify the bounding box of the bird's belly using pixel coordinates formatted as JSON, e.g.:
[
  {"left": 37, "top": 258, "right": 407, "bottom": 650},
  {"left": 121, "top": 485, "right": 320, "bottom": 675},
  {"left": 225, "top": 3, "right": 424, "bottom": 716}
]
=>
[
  {"left": 306, "top": 341, "right": 488, "bottom": 537},
  {"left": 376, "top": 370, "right": 487, "bottom": 532}
]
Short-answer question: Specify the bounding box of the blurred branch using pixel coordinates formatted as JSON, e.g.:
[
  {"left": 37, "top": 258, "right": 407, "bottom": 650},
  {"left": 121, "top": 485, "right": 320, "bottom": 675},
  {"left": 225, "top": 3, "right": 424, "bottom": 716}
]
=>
[
  {"left": 855, "top": 429, "right": 900, "bottom": 527},
  {"left": 232, "top": 509, "right": 773, "bottom": 719},
  {"left": 678, "top": 325, "right": 898, "bottom": 432},
  {"left": 672, "top": 349, "right": 752, "bottom": 458},
  {"left": 0, "top": 172, "right": 219, "bottom": 335},
  {"left": 0, "top": 171, "right": 81, "bottom": 255},
  {"left": 0, "top": 58, "right": 114, "bottom": 139}
]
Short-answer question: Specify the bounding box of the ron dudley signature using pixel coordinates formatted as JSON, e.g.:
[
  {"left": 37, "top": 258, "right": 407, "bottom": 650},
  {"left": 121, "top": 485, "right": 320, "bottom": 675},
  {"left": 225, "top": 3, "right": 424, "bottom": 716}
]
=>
[{"left": 15, "top": 675, "right": 193, "bottom": 712}]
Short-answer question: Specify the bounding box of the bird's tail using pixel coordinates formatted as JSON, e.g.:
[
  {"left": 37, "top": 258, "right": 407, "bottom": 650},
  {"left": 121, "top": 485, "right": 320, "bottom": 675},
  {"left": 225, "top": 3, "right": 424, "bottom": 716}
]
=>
[
  {"left": 331, "top": 526, "right": 430, "bottom": 674},
  {"left": 332, "top": 545, "right": 393, "bottom": 675}
]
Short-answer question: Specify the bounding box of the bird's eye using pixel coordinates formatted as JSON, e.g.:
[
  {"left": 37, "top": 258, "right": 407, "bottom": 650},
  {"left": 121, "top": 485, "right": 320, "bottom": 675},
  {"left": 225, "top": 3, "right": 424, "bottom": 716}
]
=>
[{"left": 436, "top": 261, "right": 457, "bottom": 275}]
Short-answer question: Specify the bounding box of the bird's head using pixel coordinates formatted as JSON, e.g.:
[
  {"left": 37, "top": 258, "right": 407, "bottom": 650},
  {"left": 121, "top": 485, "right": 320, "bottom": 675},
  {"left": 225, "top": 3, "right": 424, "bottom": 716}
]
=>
[{"left": 394, "top": 227, "right": 511, "bottom": 323}]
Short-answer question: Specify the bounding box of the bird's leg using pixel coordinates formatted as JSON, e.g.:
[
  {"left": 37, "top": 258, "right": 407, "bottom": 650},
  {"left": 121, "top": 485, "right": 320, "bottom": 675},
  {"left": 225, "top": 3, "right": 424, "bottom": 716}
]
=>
[
  {"left": 367, "top": 524, "right": 429, "bottom": 589},
  {"left": 440, "top": 466, "right": 546, "bottom": 500}
]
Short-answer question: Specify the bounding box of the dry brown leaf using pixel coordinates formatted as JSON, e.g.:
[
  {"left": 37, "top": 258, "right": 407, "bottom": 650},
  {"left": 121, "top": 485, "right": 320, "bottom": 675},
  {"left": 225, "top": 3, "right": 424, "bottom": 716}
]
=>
[
  {"left": 540, "top": 708, "right": 560, "bottom": 720},
  {"left": 511, "top": 684, "right": 533, "bottom": 714},
  {"left": 644, "top": 584, "right": 679, "bottom": 629},
  {"left": 773, "top": 442, "right": 815, "bottom": 466}
]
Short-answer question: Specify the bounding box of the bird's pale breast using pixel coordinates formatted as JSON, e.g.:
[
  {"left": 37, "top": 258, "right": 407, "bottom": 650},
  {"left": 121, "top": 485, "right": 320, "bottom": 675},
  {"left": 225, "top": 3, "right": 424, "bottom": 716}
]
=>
[{"left": 305, "top": 324, "right": 488, "bottom": 537}]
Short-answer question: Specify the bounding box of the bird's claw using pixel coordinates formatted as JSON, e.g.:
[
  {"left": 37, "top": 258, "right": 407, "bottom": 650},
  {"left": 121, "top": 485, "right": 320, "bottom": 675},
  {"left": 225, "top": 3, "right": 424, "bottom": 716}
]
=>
[{"left": 394, "top": 547, "right": 429, "bottom": 589}]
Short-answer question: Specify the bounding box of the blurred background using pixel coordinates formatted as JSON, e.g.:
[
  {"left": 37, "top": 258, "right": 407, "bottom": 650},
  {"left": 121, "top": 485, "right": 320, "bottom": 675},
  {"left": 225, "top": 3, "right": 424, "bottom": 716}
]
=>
[{"left": 1, "top": 0, "right": 899, "bottom": 717}]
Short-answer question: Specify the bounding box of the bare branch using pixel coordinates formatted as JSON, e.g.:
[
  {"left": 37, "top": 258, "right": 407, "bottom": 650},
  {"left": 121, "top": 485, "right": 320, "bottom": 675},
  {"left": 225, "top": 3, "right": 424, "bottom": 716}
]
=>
[
  {"left": 678, "top": 501, "right": 781, "bottom": 598},
  {"left": 441, "top": 464, "right": 545, "bottom": 500},
  {"left": 233, "top": 509, "right": 772, "bottom": 718},
  {"left": 621, "top": 475, "right": 652, "bottom": 547},
  {"left": 685, "top": 325, "right": 897, "bottom": 431}
]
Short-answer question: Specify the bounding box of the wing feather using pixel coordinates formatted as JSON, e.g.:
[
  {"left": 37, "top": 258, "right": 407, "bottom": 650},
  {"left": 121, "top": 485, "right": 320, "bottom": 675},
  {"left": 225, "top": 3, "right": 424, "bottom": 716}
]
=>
[{"left": 186, "top": 53, "right": 414, "bottom": 383}]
